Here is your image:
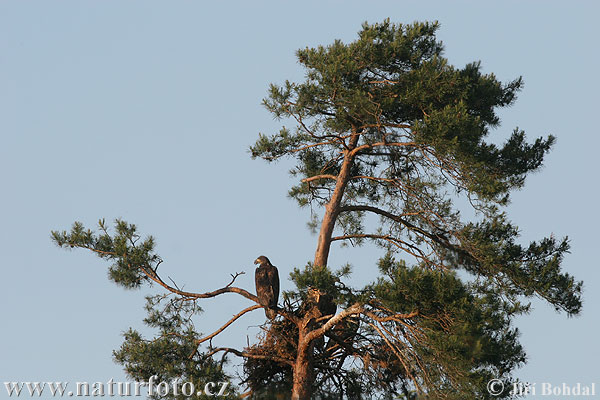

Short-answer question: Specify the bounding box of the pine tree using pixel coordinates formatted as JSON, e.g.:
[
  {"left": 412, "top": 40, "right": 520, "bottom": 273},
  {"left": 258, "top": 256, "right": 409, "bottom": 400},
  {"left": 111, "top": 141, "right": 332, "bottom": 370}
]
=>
[{"left": 53, "top": 20, "right": 582, "bottom": 399}]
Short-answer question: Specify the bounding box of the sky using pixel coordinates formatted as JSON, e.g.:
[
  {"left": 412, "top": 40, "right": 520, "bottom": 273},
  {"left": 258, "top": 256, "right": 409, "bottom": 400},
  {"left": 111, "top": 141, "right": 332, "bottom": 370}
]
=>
[{"left": 1, "top": 1, "right": 599, "bottom": 398}]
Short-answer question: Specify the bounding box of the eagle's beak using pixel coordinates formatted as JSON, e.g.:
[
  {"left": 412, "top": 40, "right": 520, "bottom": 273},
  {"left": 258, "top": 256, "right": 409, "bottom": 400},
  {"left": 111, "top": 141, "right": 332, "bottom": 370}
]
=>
[{"left": 254, "top": 259, "right": 260, "bottom": 265}]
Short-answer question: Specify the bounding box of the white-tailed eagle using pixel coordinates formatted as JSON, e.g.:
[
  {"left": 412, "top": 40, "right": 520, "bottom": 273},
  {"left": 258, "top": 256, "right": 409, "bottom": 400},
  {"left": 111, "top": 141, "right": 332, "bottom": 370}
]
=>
[{"left": 254, "top": 256, "right": 279, "bottom": 319}]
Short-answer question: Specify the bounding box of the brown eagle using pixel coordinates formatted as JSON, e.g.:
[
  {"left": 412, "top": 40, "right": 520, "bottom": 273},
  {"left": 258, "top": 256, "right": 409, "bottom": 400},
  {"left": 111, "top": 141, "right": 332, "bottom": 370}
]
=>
[{"left": 254, "top": 256, "right": 279, "bottom": 319}]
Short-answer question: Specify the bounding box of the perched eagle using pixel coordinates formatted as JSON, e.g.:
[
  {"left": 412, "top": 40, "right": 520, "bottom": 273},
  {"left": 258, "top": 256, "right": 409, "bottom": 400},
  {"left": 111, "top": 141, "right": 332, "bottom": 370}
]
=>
[{"left": 254, "top": 256, "right": 279, "bottom": 319}]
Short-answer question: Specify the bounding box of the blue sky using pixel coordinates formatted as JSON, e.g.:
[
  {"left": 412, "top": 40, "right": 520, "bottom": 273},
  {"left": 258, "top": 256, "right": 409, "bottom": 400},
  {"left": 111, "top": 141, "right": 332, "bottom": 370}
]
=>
[{"left": 1, "top": 1, "right": 598, "bottom": 397}]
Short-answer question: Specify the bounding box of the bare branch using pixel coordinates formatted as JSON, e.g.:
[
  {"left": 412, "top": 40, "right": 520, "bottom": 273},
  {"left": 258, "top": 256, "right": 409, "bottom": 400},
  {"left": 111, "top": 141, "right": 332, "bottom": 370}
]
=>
[
  {"left": 339, "top": 205, "right": 452, "bottom": 250},
  {"left": 330, "top": 233, "right": 430, "bottom": 262},
  {"left": 196, "top": 305, "right": 262, "bottom": 346},
  {"left": 368, "top": 322, "right": 422, "bottom": 394},
  {"left": 206, "top": 347, "right": 294, "bottom": 367},
  {"left": 304, "top": 303, "right": 363, "bottom": 344},
  {"left": 289, "top": 141, "right": 338, "bottom": 154},
  {"left": 137, "top": 264, "right": 259, "bottom": 303},
  {"left": 301, "top": 174, "right": 338, "bottom": 183},
  {"left": 226, "top": 272, "right": 245, "bottom": 288},
  {"left": 67, "top": 243, "right": 261, "bottom": 303}
]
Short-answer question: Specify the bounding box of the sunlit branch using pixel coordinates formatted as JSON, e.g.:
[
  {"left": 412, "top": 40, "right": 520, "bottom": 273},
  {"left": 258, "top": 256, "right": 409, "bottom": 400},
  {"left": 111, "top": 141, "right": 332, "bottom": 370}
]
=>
[
  {"left": 368, "top": 322, "right": 422, "bottom": 394},
  {"left": 302, "top": 174, "right": 338, "bottom": 183},
  {"left": 206, "top": 347, "right": 294, "bottom": 367},
  {"left": 136, "top": 264, "right": 259, "bottom": 303},
  {"left": 290, "top": 141, "right": 338, "bottom": 154},
  {"left": 368, "top": 79, "right": 399, "bottom": 85},
  {"left": 304, "top": 303, "right": 363, "bottom": 344},
  {"left": 350, "top": 141, "right": 419, "bottom": 156},
  {"left": 196, "top": 305, "right": 262, "bottom": 346},
  {"left": 364, "top": 309, "right": 419, "bottom": 323}
]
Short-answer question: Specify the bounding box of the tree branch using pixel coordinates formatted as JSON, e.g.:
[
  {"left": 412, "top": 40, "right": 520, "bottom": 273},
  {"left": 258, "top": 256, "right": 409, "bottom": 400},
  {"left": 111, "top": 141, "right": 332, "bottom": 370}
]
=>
[
  {"left": 196, "top": 305, "right": 262, "bottom": 346},
  {"left": 368, "top": 322, "right": 423, "bottom": 394},
  {"left": 137, "top": 264, "right": 260, "bottom": 303},
  {"left": 338, "top": 205, "right": 452, "bottom": 250},
  {"left": 206, "top": 347, "right": 294, "bottom": 367},
  {"left": 364, "top": 309, "right": 419, "bottom": 323},
  {"left": 304, "top": 303, "right": 363, "bottom": 344},
  {"left": 330, "top": 233, "right": 430, "bottom": 262},
  {"left": 301, "top": 174, "right": 338, "bottom": 183},
  {"left": 350, "top": 141, "right": 419, "bottom": 156},
  {"left": 289, "top": 141, "right": 338, "bottom": 154},
  {"left": 62, "top": 242, "right": 262, "bottom": 304}
]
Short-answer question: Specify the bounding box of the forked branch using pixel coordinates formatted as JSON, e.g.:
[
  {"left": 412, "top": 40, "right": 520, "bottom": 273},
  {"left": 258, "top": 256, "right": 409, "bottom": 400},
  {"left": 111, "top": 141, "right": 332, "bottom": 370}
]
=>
[{"left": 137, "top": 264, "right": 259, "bottom": 303}]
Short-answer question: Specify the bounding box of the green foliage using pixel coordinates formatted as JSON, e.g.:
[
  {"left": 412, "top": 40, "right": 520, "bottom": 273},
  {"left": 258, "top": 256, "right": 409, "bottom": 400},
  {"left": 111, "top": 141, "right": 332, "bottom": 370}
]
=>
[
  {"left": 52, "top": 220, "right": 238, "bottom": 399},
  {"left": 249, "top": 18, "right": 581, "bottom": 317},
  {"left": 459, "top": 214, "right": 582, "bottom": 315},
  {"left": 113, "top": 295, "right": 238, "bottom": 400},
  {"left": 250, "top": 19, "right": 553, "bottom": 208},
  {"left": 288, "top": 263, "right": 359, "bottom": 306},
  {"left": 372, "top": 254, "right": 527, "bottom": 381},
  {"left": 51, "top": 219, "right": 158, "bottom": 289},
  {"left": 290, "top": 263, "right": 349, "bottom": 292}
]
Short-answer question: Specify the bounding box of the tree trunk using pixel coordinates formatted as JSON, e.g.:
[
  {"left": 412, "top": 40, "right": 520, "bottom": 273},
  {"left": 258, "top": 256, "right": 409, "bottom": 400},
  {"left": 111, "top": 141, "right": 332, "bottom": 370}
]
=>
[
  {"left": 304, "top": 129, "right": 361, "bottom": 397},
  {"left": 291, "top": 328, "right": 315, "bottom": 400},
  {"left": 313, "top": 131, "right": 361, "bottom": 268}
]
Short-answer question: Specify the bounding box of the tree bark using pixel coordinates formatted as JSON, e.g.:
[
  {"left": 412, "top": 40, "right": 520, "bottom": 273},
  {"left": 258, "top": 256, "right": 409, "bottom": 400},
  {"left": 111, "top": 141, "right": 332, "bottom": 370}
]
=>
[
  {"left": 313, "top": 130, "right": 361, "bottom": 268},
  {"left": 291, "top": 326, "right": 315, "bottom": 400}
]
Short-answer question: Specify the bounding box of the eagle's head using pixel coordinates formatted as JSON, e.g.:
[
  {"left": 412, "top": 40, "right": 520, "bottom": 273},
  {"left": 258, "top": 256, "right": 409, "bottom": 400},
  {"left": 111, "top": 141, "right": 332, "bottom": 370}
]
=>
[{"left": 254, "top": 255, "right": 270, "bottom": 267}]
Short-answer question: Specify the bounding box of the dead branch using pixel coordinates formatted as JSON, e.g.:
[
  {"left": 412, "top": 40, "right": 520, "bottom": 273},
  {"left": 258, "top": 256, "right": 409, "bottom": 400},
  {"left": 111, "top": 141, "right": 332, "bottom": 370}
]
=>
[
  {"left": 137, "top": 264, "right": 259, "bottom": 303},
  {"left": 206, "top": 347, "right": 294, "bottom": 367},
  {"left": 196, "top": 305, "right": 262, "bottom": 346},
  {"left": 368, "top": 322, "right": 422, "bottom": 394}
]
